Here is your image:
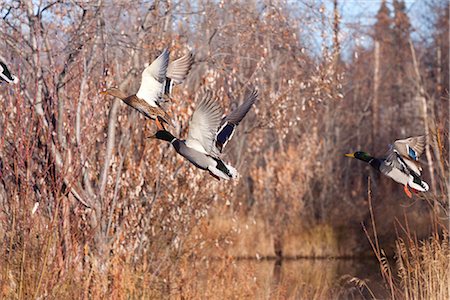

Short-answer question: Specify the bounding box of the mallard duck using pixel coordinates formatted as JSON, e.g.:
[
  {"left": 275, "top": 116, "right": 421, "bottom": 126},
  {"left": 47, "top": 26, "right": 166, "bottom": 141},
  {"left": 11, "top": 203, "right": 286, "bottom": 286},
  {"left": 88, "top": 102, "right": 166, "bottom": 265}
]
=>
[
  {"left": 150, "top": 89, "right": 257, "bottom": 180},
  {"left": 345, "top": 136, "right": 429, "bottom": 198},
  {"left": 101, "top": 48, "right": 194, "bottom": 127},
  {"left": 0, "top": 60, "right": 19, "bottom": 84}
]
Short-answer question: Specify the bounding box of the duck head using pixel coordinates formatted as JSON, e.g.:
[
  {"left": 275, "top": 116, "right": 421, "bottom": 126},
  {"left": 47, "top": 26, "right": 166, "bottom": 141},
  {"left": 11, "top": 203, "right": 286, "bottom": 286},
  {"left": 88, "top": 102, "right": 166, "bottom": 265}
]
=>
[
  {"left": 345, "top": 151, "right": 373, "bottom": 163},
  {"left": 100, "top": 87, "right": 128, "bottom": 100},
  {"left": 149, "top": 130, "right": 176, "bottom": 143}
]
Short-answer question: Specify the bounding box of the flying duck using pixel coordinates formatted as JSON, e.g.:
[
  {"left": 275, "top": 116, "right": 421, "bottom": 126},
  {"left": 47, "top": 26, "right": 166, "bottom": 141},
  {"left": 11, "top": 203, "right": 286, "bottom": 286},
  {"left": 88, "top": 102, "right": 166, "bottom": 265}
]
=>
[
  {"left": 101, "top": 48, "right": 194, "bottom": 127},
  {"left": 345, "top": 135, "right": 429, "bottom": 198},
  {"left": 0, "top": 60, "right": 19, "bottom": 84},
  {"left": 150, "top": 89, "right": 258, "bottom": 180}
]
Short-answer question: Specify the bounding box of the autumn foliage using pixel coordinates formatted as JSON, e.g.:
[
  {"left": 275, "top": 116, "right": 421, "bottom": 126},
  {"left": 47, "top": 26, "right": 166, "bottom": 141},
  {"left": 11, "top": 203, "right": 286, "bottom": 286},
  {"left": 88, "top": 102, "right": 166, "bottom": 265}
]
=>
[{"left": 0, "top": 0, "right": 448, "bottom": 298}]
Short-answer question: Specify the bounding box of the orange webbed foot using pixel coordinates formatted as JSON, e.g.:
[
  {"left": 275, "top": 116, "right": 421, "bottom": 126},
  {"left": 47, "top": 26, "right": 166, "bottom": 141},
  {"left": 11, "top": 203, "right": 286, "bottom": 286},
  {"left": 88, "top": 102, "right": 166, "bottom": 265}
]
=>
[{"left": 403, "top": 185, "right": 412, "bottom": 198}]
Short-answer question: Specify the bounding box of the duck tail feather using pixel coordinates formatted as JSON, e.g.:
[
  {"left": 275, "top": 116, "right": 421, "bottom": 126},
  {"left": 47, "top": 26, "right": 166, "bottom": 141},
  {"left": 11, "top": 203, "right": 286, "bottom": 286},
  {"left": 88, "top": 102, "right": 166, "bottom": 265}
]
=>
[
  {"left": 408, "top": 177, "right": 429, "bottom": 192},
  {"left": 224, "top": 162, "right": 238, "bottom": 179}
]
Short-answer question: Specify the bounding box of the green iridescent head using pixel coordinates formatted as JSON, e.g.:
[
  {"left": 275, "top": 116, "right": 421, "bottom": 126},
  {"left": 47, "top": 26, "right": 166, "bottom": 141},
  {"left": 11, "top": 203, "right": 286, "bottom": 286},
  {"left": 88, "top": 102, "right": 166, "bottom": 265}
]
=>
[{"left": 345, "top": 151, "right": 373, "bottom": 163}]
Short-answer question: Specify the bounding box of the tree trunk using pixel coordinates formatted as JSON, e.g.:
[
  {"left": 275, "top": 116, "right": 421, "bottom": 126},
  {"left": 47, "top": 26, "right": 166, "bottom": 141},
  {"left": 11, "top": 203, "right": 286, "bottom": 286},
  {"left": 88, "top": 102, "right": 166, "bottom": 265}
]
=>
[{"left": 372, "top": 41, "right": 380, "bottom": 146}]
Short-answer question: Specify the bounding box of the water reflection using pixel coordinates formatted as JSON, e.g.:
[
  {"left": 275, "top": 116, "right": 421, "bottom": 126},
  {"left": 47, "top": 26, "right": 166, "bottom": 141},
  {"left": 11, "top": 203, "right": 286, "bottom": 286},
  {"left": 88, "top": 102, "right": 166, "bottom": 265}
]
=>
[{"left": 272, "top": 258, "right": 387, "bottom": 299}]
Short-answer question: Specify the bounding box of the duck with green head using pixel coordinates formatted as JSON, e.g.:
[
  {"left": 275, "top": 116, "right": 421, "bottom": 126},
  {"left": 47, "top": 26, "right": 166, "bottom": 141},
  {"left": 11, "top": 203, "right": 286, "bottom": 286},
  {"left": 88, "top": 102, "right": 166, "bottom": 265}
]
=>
[
  {"left": 150, "top": 88, "right": 257, "bottom": 180},
  {"left": 345, "top": 136, "right": 429, "bottom": 198}
]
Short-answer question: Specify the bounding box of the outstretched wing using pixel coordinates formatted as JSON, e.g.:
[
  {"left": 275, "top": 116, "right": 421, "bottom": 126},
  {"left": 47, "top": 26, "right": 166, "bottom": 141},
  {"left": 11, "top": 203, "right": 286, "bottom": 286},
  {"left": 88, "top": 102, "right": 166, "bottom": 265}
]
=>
[
  {"left": 185, "top": 91, "right": 223, "bottom": 154},
  {"left": 214, "top": 89, "right": 257, "bottom": 153},
  {"left": 393, "top": 135, "right": 426, "bottom": 161},
  {"left": 384, "top": 135, "right": 426, "bottom": 176},
  {"left": 164, "top": 52, "right": 194, "bottom": 95},
  {"left": 167, "top": 52, "right": 194, "bottom": 84},
  {"left": 136, "top": 48, "right": 169, "bottom": 106}
]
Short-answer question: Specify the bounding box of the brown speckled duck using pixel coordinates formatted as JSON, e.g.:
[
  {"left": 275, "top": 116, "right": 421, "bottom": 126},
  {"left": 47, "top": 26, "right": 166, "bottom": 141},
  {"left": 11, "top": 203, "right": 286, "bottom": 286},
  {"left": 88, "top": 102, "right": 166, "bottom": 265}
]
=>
[{"left": 101, "top": 48, "right": 194, "bottom": 127}]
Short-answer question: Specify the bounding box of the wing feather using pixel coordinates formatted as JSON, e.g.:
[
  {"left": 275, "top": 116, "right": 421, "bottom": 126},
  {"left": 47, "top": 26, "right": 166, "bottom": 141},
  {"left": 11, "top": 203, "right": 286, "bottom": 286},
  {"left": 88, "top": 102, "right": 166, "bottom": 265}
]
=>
[
  {"left": 186, "top": 91, "right": 223, "bottom": 154},
  {"left": 220, "top": 89, "right": 257, "bottom": 126},
  {"left": 136, "top": 49, "right": 169, "bottom": 106},
  {"left": 384, "top": 150, "right": 407, "bottom": 173},
  {"left": 167, "top": 52, "right": 194, "bottom": 84},
  {"left": 385, "top": 135, "right": 426, "bottom": 177},
  {"left": 393, "top": 136, "right": 426, "bottom": 160},
  {"left": 145, "top": 48, "right": 170, "bottom": 83},
  {"left": 213, "top": 89, "right": 257, "bottom": 155}
]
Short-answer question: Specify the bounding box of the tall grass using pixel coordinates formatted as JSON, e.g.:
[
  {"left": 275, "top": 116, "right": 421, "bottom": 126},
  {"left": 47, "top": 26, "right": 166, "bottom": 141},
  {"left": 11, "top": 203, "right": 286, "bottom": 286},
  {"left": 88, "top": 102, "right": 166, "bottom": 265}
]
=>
[
  {"left": 395, "top": 232, "right": 449, "bottom": 300},
  {"left": 364, "top": 178, "right": 450, "bottom": 300}
]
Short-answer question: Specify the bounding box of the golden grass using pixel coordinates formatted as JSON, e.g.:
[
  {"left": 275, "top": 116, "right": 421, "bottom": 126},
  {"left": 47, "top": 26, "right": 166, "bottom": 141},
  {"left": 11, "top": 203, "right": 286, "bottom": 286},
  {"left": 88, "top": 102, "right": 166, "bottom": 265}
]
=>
[
  {"left": 189, "top": 213, "right": 357, "bottom": 259},
  {"left": 282, "top": 223, "right": 342, "bottom": 258},
  {"left": 190, "top": 215, "right": 275, "bottom": 258},
  {"left": 364, "top": 178, "right": 450, "bottom": 300},
  {"left": 394, "top": 232, "right": 450, "bottom": 300},
  {"left": 152, "top": 258, "right": 358, "bottom": 299},
  {"left": 0, "top": 212, "right": 367, "bottom": 299}
]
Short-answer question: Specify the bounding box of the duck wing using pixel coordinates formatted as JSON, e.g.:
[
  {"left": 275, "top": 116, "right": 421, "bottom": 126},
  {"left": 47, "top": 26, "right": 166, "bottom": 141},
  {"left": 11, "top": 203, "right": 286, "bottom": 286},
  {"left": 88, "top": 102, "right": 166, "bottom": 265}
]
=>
[
  {"left": 384, "top": 150, "right": 409, "bottom": 175},
  {"left": 393, "top": 135, "right": 425, "bottom": 175},
  {"left": 384, "top": 135, "right": 426, "bottom": 177},
  {"left": 393, "top": 136, "right": 425, "bottom": 160},
  {"left": 214, "top": 89, "right": 257, "bottom": 153},
  {"left": 164, "top": 52, "right": 194, "bottom": 95},
  {"left": 167, "top": 52, "right": 194, "bottom": 84},
  {"left": 185, "top": 90, "right": 223, "bottom": 154},
  {"left": 136, "top": 48, "right": 170, "bottom": 106}
]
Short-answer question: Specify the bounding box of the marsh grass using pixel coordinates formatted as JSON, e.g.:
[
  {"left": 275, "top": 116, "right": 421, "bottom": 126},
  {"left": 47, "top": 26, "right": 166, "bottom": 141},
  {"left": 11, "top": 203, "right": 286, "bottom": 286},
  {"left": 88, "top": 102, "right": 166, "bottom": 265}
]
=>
[
  {"left": 0, "top": 212, "right": 365, "bottom": 299},
  {"left": 189, "top": 214, "right": 351, "bottom": 259},
  {"left": 364, "top": 179, "right": 450, "bottom": 300},
  {"left": 395, "top": 232, "right": 449, "bottom": 300}
]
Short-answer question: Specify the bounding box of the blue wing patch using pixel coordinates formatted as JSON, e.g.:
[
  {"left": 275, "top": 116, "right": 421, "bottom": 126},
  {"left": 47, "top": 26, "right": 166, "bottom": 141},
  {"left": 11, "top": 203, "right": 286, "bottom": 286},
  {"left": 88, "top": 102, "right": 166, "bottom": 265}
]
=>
[
  {"left": 216, "top": 123, "right": 235, "bottom": 152},
  {"left": 407, "top": 145, "right": 417, "bottom": 160}
]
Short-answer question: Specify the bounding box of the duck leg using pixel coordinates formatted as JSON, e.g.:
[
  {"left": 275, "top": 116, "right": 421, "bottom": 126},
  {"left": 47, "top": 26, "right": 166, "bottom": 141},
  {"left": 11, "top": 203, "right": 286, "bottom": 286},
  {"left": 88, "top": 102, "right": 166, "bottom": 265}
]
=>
[
  {"left": 403, "top": 185, "right": 412, "bottom": 198},
  {"left": 155, "top": 117, "right": 165, "bottom": 130}
]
